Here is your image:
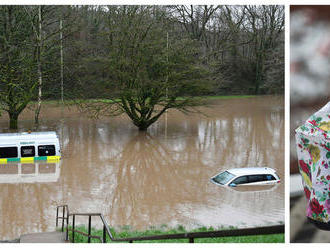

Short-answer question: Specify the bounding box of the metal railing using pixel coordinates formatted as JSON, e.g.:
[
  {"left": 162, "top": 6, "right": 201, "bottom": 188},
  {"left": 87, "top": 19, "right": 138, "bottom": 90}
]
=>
[
  {"left": 56, "top": 205, "right": 284, "bottom": 243},
  {"left": 56, "top": 205, "right": 114, "bottom": 243},
  {"left": 56, "top": 205, "right": 69, "bottom": 240}
]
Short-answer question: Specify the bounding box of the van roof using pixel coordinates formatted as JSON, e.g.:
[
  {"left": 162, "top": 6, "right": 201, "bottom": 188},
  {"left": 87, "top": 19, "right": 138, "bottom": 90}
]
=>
[
  {"left": 0, "top": 132, "right": 58, "bottom": 144},
  {"left": 226, "top": 167, "right": 276, "bottom": 176}
]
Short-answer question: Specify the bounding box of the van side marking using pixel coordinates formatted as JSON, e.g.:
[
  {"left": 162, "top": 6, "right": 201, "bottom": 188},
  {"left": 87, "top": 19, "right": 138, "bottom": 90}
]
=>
[
  {"left": 34, "top": 156, "right": 47, "bottom": 161},
  {"left": 7, "top": 158, "right": 20, "bottom": 162},
  {"left": 47, "top": 156, "right": 61, "bottom": 162},
  {"left": 21, "top": 157, "right": 34, "bottom": 163},
  {"left": 0, "top": 156, "right": 61, "bottom": 164}
]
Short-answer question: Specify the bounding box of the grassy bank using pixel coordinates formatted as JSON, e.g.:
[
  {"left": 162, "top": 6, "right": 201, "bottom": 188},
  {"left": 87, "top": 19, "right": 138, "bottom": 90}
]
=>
[{"left": 66, "top": 225, "right": 284, "bottom": 243}]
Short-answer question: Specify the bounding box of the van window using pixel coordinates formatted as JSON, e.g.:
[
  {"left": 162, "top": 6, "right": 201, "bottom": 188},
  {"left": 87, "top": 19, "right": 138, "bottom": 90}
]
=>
[
  {"left": 38, "top": 145, "right": 55, "bottom": 156},
  {"left": 21, "top": 146, "right": 35, "bottom": 157},
  {"left": 232, "top": 176, "right": 248, "bottom": 185},
  {"left": 0, "top": 147, "right": 18, "bottom": 158}
]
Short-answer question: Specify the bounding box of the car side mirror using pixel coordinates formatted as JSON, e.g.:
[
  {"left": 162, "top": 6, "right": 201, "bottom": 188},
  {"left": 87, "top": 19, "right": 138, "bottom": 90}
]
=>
[{"left": 229, "top": 183, "right": 236, "bottom": 187}]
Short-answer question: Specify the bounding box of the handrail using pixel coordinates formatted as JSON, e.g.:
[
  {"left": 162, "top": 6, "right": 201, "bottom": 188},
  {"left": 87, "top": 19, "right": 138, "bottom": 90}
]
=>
[
  {"left": 56, "top": 205, "right": 69, "bottom": 241},
  {"left": 56, "top": 205, "right": 284, "bottom": 243},
  {"left": 56, "top": 205, "right": 114, "bottom": 243}
]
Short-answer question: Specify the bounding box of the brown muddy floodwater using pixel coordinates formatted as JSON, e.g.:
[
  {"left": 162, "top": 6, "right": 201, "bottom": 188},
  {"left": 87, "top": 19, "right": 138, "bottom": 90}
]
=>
[{"left": 0, "top": 96, "right": 284, "bottom": 240}]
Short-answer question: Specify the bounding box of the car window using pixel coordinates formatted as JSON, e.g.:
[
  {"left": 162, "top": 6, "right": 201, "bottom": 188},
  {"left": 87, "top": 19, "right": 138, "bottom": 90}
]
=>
[
  {"left": 264, "top": 174, "right": 276, "bottom": 181},
  {"left": 248, "top": 175, "right": 264, "bottom": 183},
  {"left": 232, "top": 176, "right": 248, "bottom": 185},
  {"left": 212, "top": 171, "right": 235, "bottom": 185}
]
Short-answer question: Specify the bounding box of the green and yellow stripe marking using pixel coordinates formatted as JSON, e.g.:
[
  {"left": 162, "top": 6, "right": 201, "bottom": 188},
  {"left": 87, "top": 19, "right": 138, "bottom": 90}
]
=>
[{"left": 0, "top": 156, "right": 61, "bottom": 164}]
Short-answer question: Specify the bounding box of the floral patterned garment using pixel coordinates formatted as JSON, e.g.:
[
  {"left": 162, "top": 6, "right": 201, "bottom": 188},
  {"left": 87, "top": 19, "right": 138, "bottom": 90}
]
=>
[{"left": 296, "top": 102, "right": 330, "bottom": 223}]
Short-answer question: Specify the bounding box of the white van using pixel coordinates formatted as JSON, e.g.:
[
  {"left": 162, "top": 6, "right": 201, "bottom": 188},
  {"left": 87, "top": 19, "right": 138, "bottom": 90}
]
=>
[{"left": 0, "top": 131, "right": 61, "bottom": 163}]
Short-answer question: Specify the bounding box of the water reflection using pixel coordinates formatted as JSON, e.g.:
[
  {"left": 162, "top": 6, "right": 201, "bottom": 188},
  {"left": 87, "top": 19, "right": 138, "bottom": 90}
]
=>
[
  {"left": 0, "top": 96, "right": 284, "bottom": 240},
  {"left": 225, "top": 184, "right": 279, "bottom": 193},
  {"left": 0, "top": 162, "right": 61, "bottom": 184}
]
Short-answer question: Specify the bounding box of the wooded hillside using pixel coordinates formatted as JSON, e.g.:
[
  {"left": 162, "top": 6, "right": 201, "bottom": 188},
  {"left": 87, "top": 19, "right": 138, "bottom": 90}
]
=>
[{"left": 0, "top": 5, "right": 284, "bottom": 129}]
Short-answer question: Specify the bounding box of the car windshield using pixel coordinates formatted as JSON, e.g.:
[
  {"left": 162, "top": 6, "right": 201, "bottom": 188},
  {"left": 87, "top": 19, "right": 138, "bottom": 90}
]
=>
[{"left": 212, "top": 171, "right": 235, "bottom": 185}]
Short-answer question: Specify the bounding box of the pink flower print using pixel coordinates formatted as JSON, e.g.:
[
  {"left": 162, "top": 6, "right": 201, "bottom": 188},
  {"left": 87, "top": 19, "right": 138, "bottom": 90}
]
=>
[
  {"left": 307, "top": 203, "right": 313, "bottom": 217},
  {"left": 309, "top": 120, "right": 317, "bottom": 126},
  {"left": 326, "top": 200, "right": 330, "bottom": 214}
]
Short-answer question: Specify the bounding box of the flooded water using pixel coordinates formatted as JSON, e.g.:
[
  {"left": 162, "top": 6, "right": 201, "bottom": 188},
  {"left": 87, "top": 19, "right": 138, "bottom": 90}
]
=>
[{"left": 0, "top": 96, "right": 284, "bottom": 240}]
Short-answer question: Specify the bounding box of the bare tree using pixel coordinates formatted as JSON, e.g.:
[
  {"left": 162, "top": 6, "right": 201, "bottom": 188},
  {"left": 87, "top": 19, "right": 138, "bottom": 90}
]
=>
[
  {"left": 24, "top": 6, "right": 73, "bottom": 125},
  {"left": 0, "top": 6, "right": 37, "bottom": 129},
  {"left": 35, "top": 6, "right": 43, "bottom": 125},
  {"left": 244, "top": 5, "right": 284, "bottom": 94},
  {"left": 174, "top": 5, "right": 220, "bottom": 41},
  {"left": 78, "top": 6, "right": 209, "bottom": 131}
]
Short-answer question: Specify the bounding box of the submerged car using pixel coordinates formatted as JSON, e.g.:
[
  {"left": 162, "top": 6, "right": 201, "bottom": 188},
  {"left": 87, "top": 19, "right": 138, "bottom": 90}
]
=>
[{"left": 210, "top": 167, "right": 280, "bottom": 187}]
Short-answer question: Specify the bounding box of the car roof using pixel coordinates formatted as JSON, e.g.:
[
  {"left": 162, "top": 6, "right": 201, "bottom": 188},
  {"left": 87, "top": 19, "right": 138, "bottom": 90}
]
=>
[
  {"left": 226, "top": 167, "right": 277, "bottom": 176},
  {"left": 0, "top": 132, "right": 58, "bottom": 144}
]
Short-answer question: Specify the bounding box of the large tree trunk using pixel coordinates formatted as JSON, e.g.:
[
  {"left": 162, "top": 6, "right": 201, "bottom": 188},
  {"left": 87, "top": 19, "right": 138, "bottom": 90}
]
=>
[
  {"left": 138, "top": 125, "right": 148, "bottom": 131},
  {"left": 9, "top": 112, "right": 18, "bottom": 129},
  {"left": 135, "top": 119, "right": 149, "bottom": 131},
  {"left": 135, "top": 107, "right": 168, "bottom": 131}
]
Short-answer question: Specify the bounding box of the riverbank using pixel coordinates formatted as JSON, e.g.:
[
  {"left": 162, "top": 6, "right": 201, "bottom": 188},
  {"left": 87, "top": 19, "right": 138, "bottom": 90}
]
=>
[{"left": 67, "top": 225, "right": 284, "bottom": 243}]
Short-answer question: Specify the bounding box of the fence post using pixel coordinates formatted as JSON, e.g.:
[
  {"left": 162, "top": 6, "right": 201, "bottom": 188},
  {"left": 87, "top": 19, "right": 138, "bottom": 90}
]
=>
[
  {"left": 72, "top": 214, "right": 75, "bottom": 243},
  {"left": 66, "top": 207, "right": 69, "bottom": 241},
  {"left": 56, "top": 207, "right": 58, "bottom": 227},
  {"left": 103, "top": 225, "right": 106, "bottom": 243},
  {"left": 62, "top": 207, "right": 65, "bottom": 232},
  {"left": 88, "top": 215, "right": 92, "bottom": 243}
]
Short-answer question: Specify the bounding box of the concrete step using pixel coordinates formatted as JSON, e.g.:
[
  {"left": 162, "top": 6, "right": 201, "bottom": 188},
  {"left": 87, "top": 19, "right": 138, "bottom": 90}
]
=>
[
  {"left": 0, "top": 239, "right": 19, "bottom": 243},
  {"left": 20, "top": 231, "right": 67, "bottom": 243}
]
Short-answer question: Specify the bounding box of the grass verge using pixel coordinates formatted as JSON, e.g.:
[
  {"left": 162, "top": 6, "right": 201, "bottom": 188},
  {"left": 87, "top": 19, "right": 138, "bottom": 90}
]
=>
[{"left": 66, "top": 225, "right": 284, "bottom": 243}]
